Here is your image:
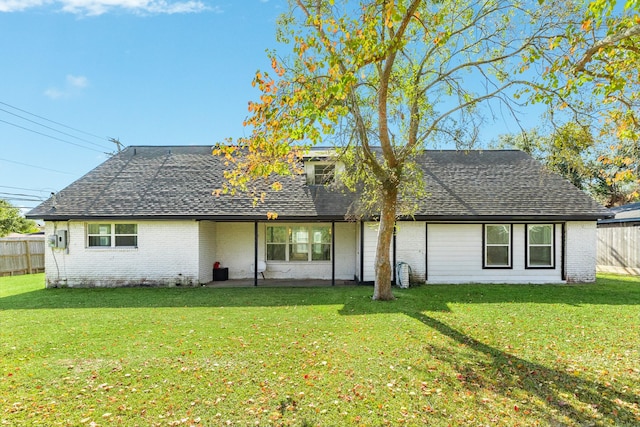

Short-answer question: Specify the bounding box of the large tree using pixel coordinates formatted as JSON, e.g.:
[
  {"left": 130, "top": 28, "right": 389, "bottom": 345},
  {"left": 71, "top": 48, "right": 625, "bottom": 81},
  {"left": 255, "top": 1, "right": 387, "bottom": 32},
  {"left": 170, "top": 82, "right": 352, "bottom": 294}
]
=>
[
  {"left": 538, "top": 0, "right": 640, "bottom": 199},
  {"left": 0, "top": 199, "right": 38, "bottom": 237},
  {"left": 493, "top": 123, "right": 597, "bottom": 190},
  {"left": 216, "top": 0, "right": 586, "bottom": 300}
]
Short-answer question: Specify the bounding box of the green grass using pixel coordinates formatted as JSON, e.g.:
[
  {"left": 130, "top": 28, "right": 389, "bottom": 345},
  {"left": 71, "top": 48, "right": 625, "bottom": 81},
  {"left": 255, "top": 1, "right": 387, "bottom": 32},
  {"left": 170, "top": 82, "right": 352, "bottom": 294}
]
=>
[{"left": 1, "top": 274, "right": 639, "bottom": 426}]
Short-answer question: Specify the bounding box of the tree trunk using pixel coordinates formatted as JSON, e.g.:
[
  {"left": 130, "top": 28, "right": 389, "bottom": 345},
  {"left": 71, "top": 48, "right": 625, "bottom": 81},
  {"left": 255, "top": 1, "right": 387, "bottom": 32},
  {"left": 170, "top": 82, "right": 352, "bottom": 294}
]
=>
[{"left": 372, "top": 185, "right": 398, "bottom": 301}]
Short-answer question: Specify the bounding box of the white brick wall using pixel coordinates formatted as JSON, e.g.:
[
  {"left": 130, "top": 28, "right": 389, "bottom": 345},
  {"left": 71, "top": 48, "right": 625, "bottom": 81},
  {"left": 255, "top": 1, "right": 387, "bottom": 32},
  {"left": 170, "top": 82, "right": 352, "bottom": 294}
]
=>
[
  {"left": 44, "top": 220, "right": 200, "bottom": 287},
  {"left": 565, "top": 221, "right": 597, "bottom": 283},
  {"left": 214, "top": 222, "right": 256, "bottom": 279},
  {"left": 198, "top": 221, "right": 217, "bottom": 283},
  {"left": 214, "top": 221, "right": 356, "bottom": 280}
]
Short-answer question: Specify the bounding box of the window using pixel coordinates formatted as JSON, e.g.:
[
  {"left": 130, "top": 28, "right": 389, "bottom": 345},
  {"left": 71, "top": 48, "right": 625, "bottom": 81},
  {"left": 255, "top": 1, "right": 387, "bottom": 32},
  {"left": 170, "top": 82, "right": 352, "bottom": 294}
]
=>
[
  {"left": 527, "top": 224, "right": 554, "bottom": 268},
  {"left": 313, "top": 164, "right": 335, "bottom": 185},
  {"left": 266, "top": 224, "right": 331, "bottom": 261},
  {"left": 311, "top": 226, "right": 331, "bottom": 261},
  {"left": 87, "top": 223, "right": 137, "bottom": 248},
  {"left": 289, "top": 226, "right": 309, "bottom": 261},
  {"left": 266, "top": 226, "right": 286, "bottom": 260},
  {"left": 484, "top": 224, "right": 511, "bottom": 268}
]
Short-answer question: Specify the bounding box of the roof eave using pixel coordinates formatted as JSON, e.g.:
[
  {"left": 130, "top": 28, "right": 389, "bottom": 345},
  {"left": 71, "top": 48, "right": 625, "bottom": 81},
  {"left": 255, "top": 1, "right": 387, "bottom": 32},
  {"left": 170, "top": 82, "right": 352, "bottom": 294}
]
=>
[{"left": 30, "top": 213, "right": 610, "bottom": 222}]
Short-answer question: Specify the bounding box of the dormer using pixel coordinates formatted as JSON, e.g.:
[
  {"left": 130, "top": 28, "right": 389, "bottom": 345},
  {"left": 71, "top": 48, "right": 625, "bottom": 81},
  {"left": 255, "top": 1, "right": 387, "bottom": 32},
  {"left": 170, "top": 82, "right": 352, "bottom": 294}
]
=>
[{"left": 302, "top": 148, "right": 344, "bottom": 185}]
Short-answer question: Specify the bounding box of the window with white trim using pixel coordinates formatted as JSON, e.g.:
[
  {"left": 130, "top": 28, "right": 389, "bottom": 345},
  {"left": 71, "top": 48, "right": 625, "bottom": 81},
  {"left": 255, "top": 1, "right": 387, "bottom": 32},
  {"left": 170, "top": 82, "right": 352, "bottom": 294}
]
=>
[
  {"left": 313, "top": 164, "right": 335, "bottom": 185},
  {"left": 484, "top": 224, "right": 511, "bottom": 268},
  {"left": 266, "top": 224, "right": 331, "bottom": 261},
  {"left": 527, "top": 224, "right": 554, "bottom": 267},
  {"left": 87, "top": 223, "right": 137, "bottom": 248}
]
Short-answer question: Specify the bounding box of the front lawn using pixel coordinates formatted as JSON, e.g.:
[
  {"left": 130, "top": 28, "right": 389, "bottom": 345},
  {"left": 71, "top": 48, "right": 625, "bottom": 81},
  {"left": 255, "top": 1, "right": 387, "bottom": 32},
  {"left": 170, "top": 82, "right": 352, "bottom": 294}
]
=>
[{"left": 1, "top": 274, "right": 639, "bottom": 426}]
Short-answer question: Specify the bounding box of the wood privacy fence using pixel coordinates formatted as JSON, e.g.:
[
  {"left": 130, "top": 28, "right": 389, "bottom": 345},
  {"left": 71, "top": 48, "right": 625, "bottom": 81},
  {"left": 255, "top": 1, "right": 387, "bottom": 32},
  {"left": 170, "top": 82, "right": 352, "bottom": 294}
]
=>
[
  {"left": 597, "top": 226, "right": 640, "bottom": 276},
  {"left": 0, "top": 237, "right": 45, "bottom": 276}
]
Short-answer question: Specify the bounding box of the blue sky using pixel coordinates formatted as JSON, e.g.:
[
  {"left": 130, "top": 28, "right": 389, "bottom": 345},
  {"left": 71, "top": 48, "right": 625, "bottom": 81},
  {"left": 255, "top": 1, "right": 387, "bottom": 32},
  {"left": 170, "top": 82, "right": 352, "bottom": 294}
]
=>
[
  {"left": 1, "top": 0, "right": 287, "bottom": 212},
  {"left": 0, "top": 0, "right": 541, "bottom": 213}
]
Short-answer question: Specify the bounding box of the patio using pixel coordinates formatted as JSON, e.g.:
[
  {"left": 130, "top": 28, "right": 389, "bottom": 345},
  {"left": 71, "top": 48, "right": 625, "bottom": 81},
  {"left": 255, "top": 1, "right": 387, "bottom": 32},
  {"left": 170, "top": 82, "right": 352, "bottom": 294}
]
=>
[{"left": 203, "top": 278, "right": 359, "bottom": 288}]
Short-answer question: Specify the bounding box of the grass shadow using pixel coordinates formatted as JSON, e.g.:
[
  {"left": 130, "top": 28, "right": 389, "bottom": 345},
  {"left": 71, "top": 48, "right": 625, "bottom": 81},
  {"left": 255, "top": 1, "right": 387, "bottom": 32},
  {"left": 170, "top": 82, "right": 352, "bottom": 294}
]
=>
[
  {"left": 406, "top": 311, "right": 639, "bottom": 426},
  {"left": 333, "top": 279, "right": 640, "bottom": 426}
]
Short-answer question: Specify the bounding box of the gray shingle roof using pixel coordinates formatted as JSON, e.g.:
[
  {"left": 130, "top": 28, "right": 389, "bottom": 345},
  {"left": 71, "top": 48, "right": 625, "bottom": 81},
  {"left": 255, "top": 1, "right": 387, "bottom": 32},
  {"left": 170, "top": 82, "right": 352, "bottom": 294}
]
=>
[{"left": 26, "top": 145, "right": 611, "bottom": 221}]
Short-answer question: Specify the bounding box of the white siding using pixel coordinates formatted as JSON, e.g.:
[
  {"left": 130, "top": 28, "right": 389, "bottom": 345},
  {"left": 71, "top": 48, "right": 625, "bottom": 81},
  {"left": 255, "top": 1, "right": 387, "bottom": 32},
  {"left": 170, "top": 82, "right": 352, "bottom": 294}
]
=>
[
  {"left": 565, "top": 221, "right": 597, "bottom": 282},
  {"left": 355, "top": 222, "right": 362, "bottom": 281},
  {"left": 44, "top": 220, "right": 199, "bottom": 287},
  {"left": 396, "top": 221, "right": 426, "bottom": 283},
  {"left": 198, "top": 221, "right": 217, "bottom": 283},
  {"left": 361, "top": 221, "right": 396, "bottom": 282},
  {"left": 361, "top": 222, "right": 380, "bottom": 282},
  {"left": 426, "top": 223, "right": 564, "bottom": 284},
  {"left": 335, "top": 222, "right": 357, "bottom": 280}
]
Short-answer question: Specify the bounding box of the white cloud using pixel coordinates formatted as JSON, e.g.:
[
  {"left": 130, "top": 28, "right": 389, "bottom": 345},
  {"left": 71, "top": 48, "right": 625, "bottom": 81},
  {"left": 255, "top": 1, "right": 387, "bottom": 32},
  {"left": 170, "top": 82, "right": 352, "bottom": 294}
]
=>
[
  {"left": 43, "top": 88, "right": 66, "bottom": 100},
  {"left": 44, "top": 74, "right": 90, "bottom": 100},
  {"left": 66, "top": 74, "right": 89, "bottom": 88},
  {"left": 0, "top": 0, "right": 211, "bottom": 15},
  {"left": 0, "top": 0, "right": 49, "bottom": 12}
]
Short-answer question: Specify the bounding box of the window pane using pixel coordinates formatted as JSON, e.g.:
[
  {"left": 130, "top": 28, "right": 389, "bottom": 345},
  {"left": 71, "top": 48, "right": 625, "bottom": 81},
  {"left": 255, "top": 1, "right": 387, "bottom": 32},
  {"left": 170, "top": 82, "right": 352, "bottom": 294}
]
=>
[
  {"left": 115, "top": 235, "right": 137, "bottom": 247},
  {"left": 486, "top": 225, "right": 509, "bottom": 244},
  {"left": 267, "top": 226, "right": 287, "bottom": 243},
  {"left": 486, "top": 246, "right": 509, "bottom": 266},
  {"left": 312, "top": 227, "right": 331, "bottom": 244},
  {"left": 314, "top": 165, "right": 334, "bottom": 184},
  {"left": 88, "top": 224, "right": 110, "bottom": 235},
  {"left": 89, "top": 236, "right": 111, "bottom": 247},
  {"left": 530, "top": 247, "right": 552, "bottom": 266},
  {"left": 529, "top": 225, "right": 551, "bottom": 244},
  {"left": 289, "top": 227, "right": 309, "bottom": 260},
  {"left": 312, "top": 243, "right": 331, "bottom": 260},
  {"left": 290, "top": 227, "right": 308, "bottom": 244},
  {"left": 115, "top": 224, "right": 137, "bottom": 235},
  {"left": 289, "top": 243, "right": 309, "bottom": 261},
  {"left": 267, "top": 244, "right": 286, "bottom": 261}
]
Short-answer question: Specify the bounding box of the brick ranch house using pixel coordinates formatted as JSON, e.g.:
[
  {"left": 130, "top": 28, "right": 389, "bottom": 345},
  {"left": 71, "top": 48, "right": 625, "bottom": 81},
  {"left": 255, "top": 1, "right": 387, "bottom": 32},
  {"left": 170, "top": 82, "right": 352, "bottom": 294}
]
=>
[{"left": 26, "top": 146, "right": 611, "bottom": 288}]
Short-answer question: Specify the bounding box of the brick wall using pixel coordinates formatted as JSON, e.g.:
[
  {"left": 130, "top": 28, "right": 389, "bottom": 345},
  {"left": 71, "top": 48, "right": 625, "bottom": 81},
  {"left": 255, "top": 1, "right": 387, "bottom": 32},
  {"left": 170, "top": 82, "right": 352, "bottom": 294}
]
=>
[
  {"left": 44, "top": 220, "right": 199, "bottom": 287},
  {"left": 565, "top": 221, "right": 597, "bottom": 283}
]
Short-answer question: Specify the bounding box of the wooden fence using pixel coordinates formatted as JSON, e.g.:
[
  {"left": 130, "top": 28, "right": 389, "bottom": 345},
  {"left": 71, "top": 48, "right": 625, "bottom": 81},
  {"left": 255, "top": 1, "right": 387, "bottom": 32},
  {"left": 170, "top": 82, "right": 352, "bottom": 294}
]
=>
[
  {"left": 0, "top": 237, "right": 45, "bottom": 276},
  {"left": 597, "top": 226, "right": 640, "bottom": 275}
]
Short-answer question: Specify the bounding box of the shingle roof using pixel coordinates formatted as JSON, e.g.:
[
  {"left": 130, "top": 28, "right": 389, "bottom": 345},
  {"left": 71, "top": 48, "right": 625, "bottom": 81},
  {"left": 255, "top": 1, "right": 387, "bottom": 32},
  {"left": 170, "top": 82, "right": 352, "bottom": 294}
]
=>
[{"left": 26, "top": 145, "right": 611, "bottom": 221}]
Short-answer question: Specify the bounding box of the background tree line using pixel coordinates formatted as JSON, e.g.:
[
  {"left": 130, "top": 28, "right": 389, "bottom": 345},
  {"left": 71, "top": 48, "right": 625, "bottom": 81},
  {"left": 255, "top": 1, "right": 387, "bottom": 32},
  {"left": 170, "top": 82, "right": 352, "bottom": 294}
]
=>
[{"left": 0, "top": 200, "right": 39, "bottom": 237}]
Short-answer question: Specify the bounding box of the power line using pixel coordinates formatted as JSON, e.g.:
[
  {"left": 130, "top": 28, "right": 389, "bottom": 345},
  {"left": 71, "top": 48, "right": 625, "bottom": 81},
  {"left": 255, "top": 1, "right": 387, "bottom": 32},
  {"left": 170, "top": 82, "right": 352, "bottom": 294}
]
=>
[
  {"left": 0, "top": 185, "right": 53, "bottom": 193},
  {"left": 0, "top": 157, "right": 74, "bottom": 175},
  {"left": 0, "top": 107, "right": 112, "bottom": 151},
  {"left": 0, "top": 191, "right": 46, "bottom": 200},
  {"left": 0, "top": 100, "right": 107, "bottom": 142},
  {"left": 0, "top": 118, "right": 107, "bottom": 154}
]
